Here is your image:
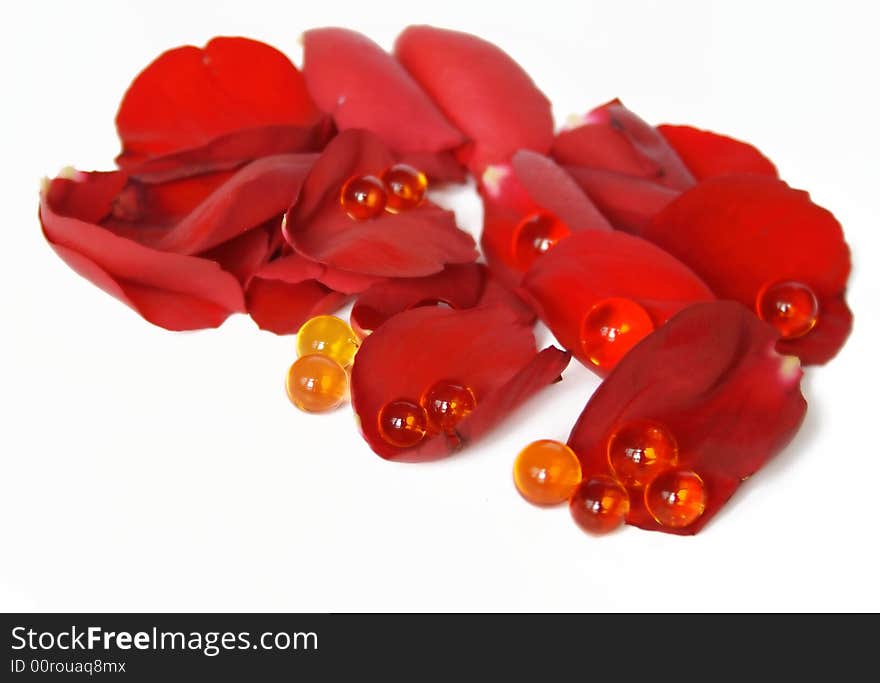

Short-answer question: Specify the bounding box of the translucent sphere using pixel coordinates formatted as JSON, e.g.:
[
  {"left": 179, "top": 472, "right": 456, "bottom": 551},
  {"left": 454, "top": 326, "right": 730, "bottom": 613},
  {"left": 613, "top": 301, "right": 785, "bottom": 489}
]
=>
[{"left": 513, "top": 439, "right": 582, "bottom": 506}]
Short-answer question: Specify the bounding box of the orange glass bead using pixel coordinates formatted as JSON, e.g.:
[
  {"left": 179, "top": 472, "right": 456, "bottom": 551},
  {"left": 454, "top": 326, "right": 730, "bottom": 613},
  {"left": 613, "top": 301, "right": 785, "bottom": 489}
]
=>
[
  {"left": 513, "top": 439, "right": 583, "bottom": 506},
  {"left": 378, "top": 399, "right": 428, "bottom": 448},
  {"left": 511, "top": 211, "right": 571, "bottom": 270},
  {"left": 644, "top": 469, "right": 707, "bottom": 529},
  {"left": 420, "top": 380, "right": 476, "bottom": 433},
  {"left": 382, "top": 163, "right": 427, "bottom": 212},
  {"left": 340, "top": 174, "right": 387, "bottom": 220},
  {"left": 296, "top": 315, "right": 359, "bottom": 367},
  {"left": 569, "top": 476, "right": 630, "bottom": 535},
  {"left": 756, "top": 280, "right": 819, "bottom": 339},
  {"left": 607, "top": 419, "right": 678, "bottom": 488},
  {"left": 580, "top": 297, "right": 654, "bottom": 371},
  {"left": 285, "top": 354, "right": 348, "bottom": 413}
]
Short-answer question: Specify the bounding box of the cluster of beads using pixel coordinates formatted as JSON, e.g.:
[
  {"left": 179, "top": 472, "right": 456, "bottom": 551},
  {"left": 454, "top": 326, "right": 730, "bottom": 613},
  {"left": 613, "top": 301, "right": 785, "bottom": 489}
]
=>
[
  {"left": 511, "top": 211, "right": 571, "bottom": 270},
  {"left": 286, "top": 315, "right": 359, "bottom": 413},
  {"left": 378, "top": 380, "right": 476, "bottom": 448},
  {"left": 340, "top": 163, "right": 427, "bottom": 220},
  {"left": 513, "top": 419, "right": 707, "bottom": 535}
]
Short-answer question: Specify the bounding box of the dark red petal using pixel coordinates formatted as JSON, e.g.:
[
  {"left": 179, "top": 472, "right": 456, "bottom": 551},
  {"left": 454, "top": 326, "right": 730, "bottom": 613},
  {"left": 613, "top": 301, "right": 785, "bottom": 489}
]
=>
[
  {"left": 284, "top": 130, "right": 477, "bottom": 277},
  {"left": 643, "top": 174, "right": 852, "bottom": 364},
  {"left": 41, "top": 173, "right": 245, "bottom": 330},
  {"left": 552, "top": 99, "right": 695, "bottom": 190},
  {"left": 303, "top": 28, "right": 464, "bottom": 157},
  {"left": 351, "top": 305, "right": 570, "bottom": 461},
  {"left": 116, "top": 37, "right": 329, "bottom": 181},
  {"left": 480, "top": 151, "right": 612, "bottom": 288},
  {"left": 199, "top": 221, "right": 274, "bottom": 285},
  {"left": 567, "top": 301, "right": 807, "bottom": 535},
  {"left": 658, "top": 125, "right": 779, "bottom": 180},
  {"left": 107, "top": 154, "right": 315, "bottom": 255},
  {"left": 395, "top": 26, "right": 554, "bottom": 174},
  {"left": 564, "top": 166, "right": 680, "bottom": 234},
  {"left": 521, "top": 229, "right": 715, "bottom": 374},
  {"left": 244, "top": 253, "right": 347, "bottom": 334}
]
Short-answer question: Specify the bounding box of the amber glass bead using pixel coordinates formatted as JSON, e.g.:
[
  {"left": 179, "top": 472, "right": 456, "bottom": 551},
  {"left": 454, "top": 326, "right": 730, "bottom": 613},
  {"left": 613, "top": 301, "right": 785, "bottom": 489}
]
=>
[
  {"left": 378, "top": 399, "right": 428, "bottom": 448},
  {"left": 420, "top": 380, "right": 476, "bottom": 433},
  {"left": 382, "top": 163, "right": 427, "bottom": 212},
  {"left": 340, "top": 174, "right": 387, "bottom": 220},
  {"left": 296, "top": 315, "right": 359, "bottom": 367},
  {"left": 513, "top": 439, "right": 583, "bottom": 506},
  {"left": 607, "top": 419, "right": 678, "bottom": 488},
  {"left": 644, "top": 469, "right": 707, "bottom": 529},
  {"left": 580, "top": 297, "right": 654, "bottom": 371},
  {"left": 511, "top": 211, "right": 570, "bottom": 270},
  {"left": 569, "top": 476, "right": 630, "bottom": 535},
  {"left": 756, "top": 280, "right": 819, "bottom": 339},
  {"left": 286, "top": 354, "right": 348, "bottom": 413}
]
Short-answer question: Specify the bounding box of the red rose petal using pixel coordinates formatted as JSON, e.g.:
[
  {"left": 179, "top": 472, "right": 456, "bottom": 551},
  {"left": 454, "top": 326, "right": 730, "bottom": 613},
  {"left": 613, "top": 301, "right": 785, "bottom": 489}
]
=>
[
  {"left": 350, "top": 306, "right": 570, "bottom": 461},
  {"left": 480, "top": 151, "right": 612, "bottom": 288},
  {"left": 199, "top": 221, "right": 274, "bottom": 285},
  {"left": 567, "top": 301, "right": 807, "bottom": 535},
  {"left": 564, "top": 166, "right": 681, "bottom": 233},
  {"left": 284, "top": 130, "right": 478, "bottom": 277},
  {"left": 395, "top": 26, "right": 554, "bottom": 174},
  {"left": 116, "top": 37, "right": 329, "bottom": 181},
  {"left": 552, "top": 99, "right": 695, "bottom": 190},
  {"left": 658, "top": 125, "right": 779, "bottom": 180},
  {"left": 41, "top": 173, "right": 245, "bottom": 331},
  {"left": 521, "top": 229, "right": 715, "bottom": 374},
  {"left": 643, "top": 174, "right": 852, "bottom": 364},
  {"left": 303, "top": 28, "right": 465, "bottom": 165}
]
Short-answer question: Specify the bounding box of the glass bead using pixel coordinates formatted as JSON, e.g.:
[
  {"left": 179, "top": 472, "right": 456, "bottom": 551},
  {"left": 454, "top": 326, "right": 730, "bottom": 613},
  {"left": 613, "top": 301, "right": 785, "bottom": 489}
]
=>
[
  {"left": 378, "top": 399, "right": 428, "bottom": 448},
  {"left": 382, "top": 163, "right": 427, "bottom": 212},
  {"left": 607, "top": 419, "right": 678, "bottom": 488},
  {"left": 511, "top": 211, "right": 570, "bottom": 270},
  {"left": 569, "top": 476, "right": 630, "bottom": 535},
  {"left": 579, "top": 297, "right": 654, "bottom": 371},
  {"left": 644, "top": 469, "right": 707, "bottom": 529},
  {"left": 756, "top": 280, "right": 819, "bottom": 339},
  {"left": 340, "top": 174, "right": 387, "bottom": 220},
  {"left": 285, "top": 354, "right": 348, "bottom": 413},
  {"left": 513, "top": 439, "right": 582, "bottom": 506},
  {"left": 296, "top": 315, "right": 359, "bottom": 367},
  {"left": 420, "top": 380, "right": 476, "bottom": 433}
]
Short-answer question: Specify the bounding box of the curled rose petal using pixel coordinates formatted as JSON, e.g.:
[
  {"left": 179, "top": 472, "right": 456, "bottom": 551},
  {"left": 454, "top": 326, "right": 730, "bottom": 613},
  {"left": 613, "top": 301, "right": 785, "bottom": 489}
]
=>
[
  {"left": 116, "top": 37, "right": 329, "bottom": 181},
  {"left": 567, "top": 301, "right": 807, "bottom": 535},
  {"left": 658, "top": 125, "right": 779, "bottom": 180},
  {"left": 284, "top": 129, "right": 478, "bottom": 277},
  {"left": 563, "top": 166, "right": 680, "bottom": 234},
  {"left": 350, "top": 306, "right": 570, "bottom": 461},
  {"left": 244, "top": 253, "right": 349, "bottom": 334},
  {"left": 41, "top": 172, "right": 245, "bottom": 330},
  {"left": 552, "top": 99, "right": 695, "bottom": 190},
  {"left": 199, "top": 220, "right": 275, "bottom": 286},
  {"left": 643, "top": 174, "right": 851, "bottom": 364},
  {"left": 395, "top": 26, "right": 554, "bottom": 174},
  {"left": 480, "top": 150, "right": 612, "bottom": 288},
  {"left": 303, "top": 28, "right": 465, "bottom": 180},
  {"left": 521, "top": 229, "right": 715, "bottom": 375},
  {"left": 349, "top": 263, "right": 532, "bottom": 338}
]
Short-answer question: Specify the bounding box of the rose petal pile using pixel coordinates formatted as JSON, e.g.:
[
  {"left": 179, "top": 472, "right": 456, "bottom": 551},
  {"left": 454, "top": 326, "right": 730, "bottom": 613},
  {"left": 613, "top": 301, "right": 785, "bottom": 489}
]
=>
[{"left": 40, "top": 27, "right": 852, "bottom": 535}]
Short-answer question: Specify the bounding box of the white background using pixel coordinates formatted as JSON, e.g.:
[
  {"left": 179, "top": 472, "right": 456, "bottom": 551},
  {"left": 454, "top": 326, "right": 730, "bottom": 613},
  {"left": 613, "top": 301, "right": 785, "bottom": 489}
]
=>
[{"left": 2, "top": 0, "right": 878, "bottom": 612}]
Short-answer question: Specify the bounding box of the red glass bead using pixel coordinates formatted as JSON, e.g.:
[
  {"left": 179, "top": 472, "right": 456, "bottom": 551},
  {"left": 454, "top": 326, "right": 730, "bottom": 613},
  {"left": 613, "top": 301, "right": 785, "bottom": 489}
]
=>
[
  {"left": 378, "top": 399, "right": 428, "bottom": 448},
  {"left": 513, "top": 440, "right": 582, "bottom": 506},
  {"left": 607, "top": 419, "right": 678, "bottom": 488},
  {"left": 340, "top": 174, "right": 387, "bottom": 220},
  {"left": 420, "top": 380, "right": 476, "bottom": 433},
  {"left": 579, "top": 297, "right": 654, "bottom": 371},
  {"left": 511, "top": 211, "right": 570, "bottom": 270},
  {"left": 569, "top": 476, "right": 630, "bottom": 535},
  {"left": 644, "top": 469, "right": 707, "bottom": 529},
  {"left": 756, "top": 280, "right": 819, "bottom": 339},
  {"left": 382, "top": 163, "right": 427, "bottom": 213}
]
